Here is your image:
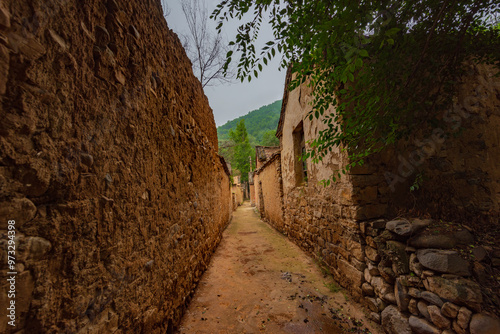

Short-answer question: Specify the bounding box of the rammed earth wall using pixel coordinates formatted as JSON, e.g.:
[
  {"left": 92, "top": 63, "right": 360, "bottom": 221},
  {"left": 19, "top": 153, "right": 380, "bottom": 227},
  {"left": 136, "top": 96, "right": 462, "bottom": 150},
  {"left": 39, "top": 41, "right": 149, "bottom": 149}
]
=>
[
  {"left": 254, "top": 153, "right": 284, "bottom": 230},
  {"left": 0, "top": 0, "right": 232, "bottom": 332}
]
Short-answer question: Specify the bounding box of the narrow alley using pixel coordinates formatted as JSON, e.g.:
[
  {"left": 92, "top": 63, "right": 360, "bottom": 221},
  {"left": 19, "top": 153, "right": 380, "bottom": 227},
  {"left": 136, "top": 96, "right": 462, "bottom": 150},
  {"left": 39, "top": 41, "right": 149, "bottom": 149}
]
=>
[{"left": 177, "top": 202, "right": 380, "bottom": 334}]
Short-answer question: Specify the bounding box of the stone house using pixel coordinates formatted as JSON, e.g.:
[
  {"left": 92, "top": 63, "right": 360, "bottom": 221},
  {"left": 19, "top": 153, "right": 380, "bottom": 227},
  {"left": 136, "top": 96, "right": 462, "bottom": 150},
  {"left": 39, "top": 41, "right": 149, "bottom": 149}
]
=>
[{"left": 255, "top": 65, "right": 500, "bottom": 333}]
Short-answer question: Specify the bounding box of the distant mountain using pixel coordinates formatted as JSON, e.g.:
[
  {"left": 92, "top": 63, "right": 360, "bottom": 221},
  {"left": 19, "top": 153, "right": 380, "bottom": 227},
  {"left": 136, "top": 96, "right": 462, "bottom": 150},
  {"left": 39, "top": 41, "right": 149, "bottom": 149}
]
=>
[{"left": 217, "top": 100, "right": 282, "bottom": 144}]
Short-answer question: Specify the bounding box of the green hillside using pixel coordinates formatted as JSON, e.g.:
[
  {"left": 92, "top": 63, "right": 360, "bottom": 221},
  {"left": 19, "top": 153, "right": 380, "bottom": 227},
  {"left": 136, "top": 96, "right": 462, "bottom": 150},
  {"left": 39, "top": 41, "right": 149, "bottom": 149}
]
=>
[{"left": 217, "top": 100, "right": 282, "bottom": 144}]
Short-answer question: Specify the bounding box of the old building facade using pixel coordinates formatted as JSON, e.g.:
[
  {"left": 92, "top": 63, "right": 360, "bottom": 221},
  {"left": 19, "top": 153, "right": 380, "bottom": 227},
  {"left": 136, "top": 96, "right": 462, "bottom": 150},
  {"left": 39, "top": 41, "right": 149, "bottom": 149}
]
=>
[{"left": 255, "top": 65, "right": 500, "bottom": 333}]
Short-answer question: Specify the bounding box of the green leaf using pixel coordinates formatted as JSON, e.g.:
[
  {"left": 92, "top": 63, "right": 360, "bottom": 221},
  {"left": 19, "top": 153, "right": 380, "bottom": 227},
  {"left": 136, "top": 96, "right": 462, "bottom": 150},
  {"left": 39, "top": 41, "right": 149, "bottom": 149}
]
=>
[
  {"left": 385, "top": 27, "right": 401, "bottom": 36},
  {"left": 217, "top": 0, "right": 500, "bottom": 186}
]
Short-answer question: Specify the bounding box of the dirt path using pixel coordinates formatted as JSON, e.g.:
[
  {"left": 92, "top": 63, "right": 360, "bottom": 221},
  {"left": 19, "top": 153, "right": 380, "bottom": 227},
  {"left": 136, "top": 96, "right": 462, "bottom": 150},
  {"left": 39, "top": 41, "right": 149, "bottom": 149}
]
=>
[{"left": 177, "top": 202, "right": 381, "bottom": 334}]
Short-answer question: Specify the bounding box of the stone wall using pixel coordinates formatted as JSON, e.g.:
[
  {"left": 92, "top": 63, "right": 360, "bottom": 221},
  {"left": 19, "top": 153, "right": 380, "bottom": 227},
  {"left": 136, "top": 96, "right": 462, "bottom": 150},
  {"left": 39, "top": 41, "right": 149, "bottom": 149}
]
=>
[
  {"left": 0, "top": 0, "right": 232, "bottom": 332},
  {"left": 255, "top": 146, "right": 280, "bottom": 169},
  {"left": 359, "top": 218, "right": 500, "bottom": 334},
  {"left": 254, "top": 153, "right": 284, "bottom": 230},
  {"left": 249, "top": 183, "right": 255, "bottom": 207}
]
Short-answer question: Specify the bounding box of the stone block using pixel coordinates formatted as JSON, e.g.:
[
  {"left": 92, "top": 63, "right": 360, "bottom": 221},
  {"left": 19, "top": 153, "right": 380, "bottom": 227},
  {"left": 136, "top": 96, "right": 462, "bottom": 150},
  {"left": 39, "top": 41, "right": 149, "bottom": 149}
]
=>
[
  {"left": 366, "top": 236, "right": 377, "bottom": 248},
  {"left": 420, "top": 291, "right": 444, "bottom": 307},
  {"left": 365, "top": 246, "right": 380, "bottom": 262},
  {"left": 350, "top": 257, "right": 366, "bottom": 272},
  {"left": 386, "top": 240, "right": 410, "bottom": 275},
  {"left": 367, "top": 261, "right": 379, "bottom": 276},
  {"left": 418, "top": 300, "right": 431, "bottom": 322},
  {"left": 395, "top": 277, "right": 410, "bottom": 312},
  {"left": 409, "top": 253, "right": 424, "bottom": 276},
  {"left": 362, "top": 282, "right": 375, "bottom": 296},
  {"left": 457, "top": 307, "right": 472, "bottom": 329},
  {"left": 427, "top": 305, "right": 450, "bottom": 329},
  {"left": 386, "top": 218, "right": 430, "bottom": 238},
  {"left": 27, "top": 237, "right": 52, "bottom": 260},
  {"left": 379, "top": 265, "right": 396, "bottom": 284},
  {"left": 408, "top": 298, "right": 419, "bottom": 315},
  {"left": 381, "top": 305, "right": 412, "bottom": 334},
  {"left": 410, "top": 234, "right": 456, "bottom": 249},
  {"left": 365, "top": 297, "right": 378, "bottom": 312},
  {"left": 417, "top": 249, "right": 470, "bottom": 276},
  {"left": 452, "top": 320, "right": 467, "bottom": 334},
  {"left": 338, "top": 258, "right": 364, "bottom": 289},
  {"left": 441, "top": 302, "right": 460, "bottom": 318},
  {"left": 409, "top": 316, "right": 440, "bottom": 334},
  {"left": 0, "top": 5, "right": 10, "bottom": 28},
  {"left": 364, "top": 268, "right": 372, "bottom": 283},
  {"left": 408, "top": 288, "right": 421, "bottom": 298},
  {"left": 346, "top": 239, "right": 364, "bottom": 261},
  {"left": 369, "top": 312, "right": 381, "bottom": 324},
  {"left": 383, "top": 292, "right": 396, "bottom": 305},
  {"left": 371, "top": 276, "right": 392, "bottom": 299},
  {"left": 470, "top": 313, "right": 500, "bottom": 334},
  {"left": 425, "top": 277, "right": 482, "bottom": 312}
]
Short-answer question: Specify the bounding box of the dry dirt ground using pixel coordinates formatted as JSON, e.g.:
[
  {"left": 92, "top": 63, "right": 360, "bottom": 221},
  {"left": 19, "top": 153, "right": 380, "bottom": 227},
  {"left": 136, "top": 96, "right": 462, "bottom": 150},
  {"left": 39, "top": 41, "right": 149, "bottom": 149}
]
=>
[{"left": 177, "top": 202, "right": 382, "bottom": 334}]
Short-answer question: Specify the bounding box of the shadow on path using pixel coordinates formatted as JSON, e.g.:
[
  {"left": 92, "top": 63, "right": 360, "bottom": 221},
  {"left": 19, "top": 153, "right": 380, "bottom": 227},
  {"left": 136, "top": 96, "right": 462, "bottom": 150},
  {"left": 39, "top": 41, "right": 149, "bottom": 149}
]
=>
[{"left": 177, "top": 202, "right": 381, "bottom": 333}]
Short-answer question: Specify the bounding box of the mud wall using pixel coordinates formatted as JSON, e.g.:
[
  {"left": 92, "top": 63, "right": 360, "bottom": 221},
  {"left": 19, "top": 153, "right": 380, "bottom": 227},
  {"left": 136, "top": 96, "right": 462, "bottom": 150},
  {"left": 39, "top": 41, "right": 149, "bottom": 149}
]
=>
[
  {"left": 231, "top": 184, "right": 243, "bottom": 207},
  {"left": 384, "top": 63, "right": 500, "bottom": 223},
  {"left": 254, "top": 153, "right": 284, "bottom": 230},
  {"left": 249, "top": 183, "right": 255, "bottom": 206},
  {"left": 0, "top": 0, "right": 231, "bottom": 333},
  {"left": 254, "top": 173, "right": 262, "bottom": 212}
]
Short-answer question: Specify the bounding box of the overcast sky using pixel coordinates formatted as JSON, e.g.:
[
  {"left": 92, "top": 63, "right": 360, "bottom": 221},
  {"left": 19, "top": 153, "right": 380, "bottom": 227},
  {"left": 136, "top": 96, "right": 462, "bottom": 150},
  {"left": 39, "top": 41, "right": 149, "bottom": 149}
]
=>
[{"left": 162, "top": 0, "right": 286, "bottom": 127}]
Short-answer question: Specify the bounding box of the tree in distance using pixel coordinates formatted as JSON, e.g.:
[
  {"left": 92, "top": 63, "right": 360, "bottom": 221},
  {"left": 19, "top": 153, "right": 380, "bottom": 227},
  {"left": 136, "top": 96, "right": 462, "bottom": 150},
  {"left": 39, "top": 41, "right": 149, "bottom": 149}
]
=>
[
  {"left": 228, "top": 119, "right": 254, "bottom": 182},
  {"left": 261, "top": 130, "right": 280, "bottom": 146}
]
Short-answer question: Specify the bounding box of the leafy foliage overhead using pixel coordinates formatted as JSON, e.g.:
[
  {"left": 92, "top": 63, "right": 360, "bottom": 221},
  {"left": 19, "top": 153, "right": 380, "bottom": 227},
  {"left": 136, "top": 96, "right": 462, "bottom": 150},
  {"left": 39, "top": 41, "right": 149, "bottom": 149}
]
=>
[{"left": 212, "top": 0, "right": 500, "bottom": 180}]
